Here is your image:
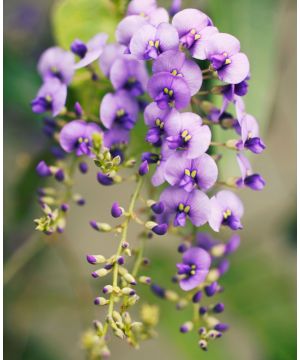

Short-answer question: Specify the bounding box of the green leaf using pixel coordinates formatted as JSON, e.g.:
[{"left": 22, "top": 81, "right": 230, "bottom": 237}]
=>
[{"left": 52, "top": 0, "right": 121, "bottom": 49}]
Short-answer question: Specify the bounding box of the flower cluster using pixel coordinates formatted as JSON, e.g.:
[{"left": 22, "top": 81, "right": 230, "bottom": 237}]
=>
[{"left": 32, "top": 0, "right": 265, "bottom": 357}]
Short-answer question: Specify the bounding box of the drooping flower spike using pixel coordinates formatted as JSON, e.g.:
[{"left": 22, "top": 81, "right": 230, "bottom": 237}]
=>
[
  {"left": 159, "top": 186, "right": 210, "bottom": 227},
  {"left": 130, "top": 22, "right": 179, "bottom": 60},
  {"left": 152, "top": 49, "right": 203, "bottom": 95},
  {"left": 164, "top": 152, "right": 218, "bottom": 192},
  {"left": 164, "top": 111, "right": 211, "bottom": 158},
  {"left": 100, "top": 90, "right": 139, "bottom": 130},
  {"left": 177, "top": 247, "right": 211, "bottom": 291},
  {"left": 209, "top": 190, "right": 244, "bottom": 232},
  {"left": 31, "top": 78, "right": 67, "bottom": 116},
  {"left": 172, "top": 8, "right": 218, "bottom": 59},
  {"left": 37, "top": 47, "right": 75, "bottom": 85},
  {"left": 59, "top": 120, "right": 102, "bottom": 157},
  {"left": 236, "top": 153, "right": 266, "bottom": 190},
  {"left": 71, "top": 33, "right": 108, "bottom": 69},
  {"left": 204, "top": 33, "right": 250, "bottom": 84}
]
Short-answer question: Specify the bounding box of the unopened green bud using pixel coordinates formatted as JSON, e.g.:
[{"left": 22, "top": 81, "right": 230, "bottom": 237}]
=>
[
  {"left": 40, "top": 196, "right": 55, "bottom": 205},
  {"left": 226, "top": 139, "right": 239, "bottom": 149},
  {"left": 123, "top": 273, "right": 137, "bottom": 285},
  {"left": 206, "top": 269, "right": 219, "bottom": 282},
  {"left": 127, "top": 294, "right": 139, "bottom": 306},
  {"left": 165, "top": 290, "right": 179, "bottom": 302},
  {"left": 139, "top": 276, "right": 151, "bottom": 285},
  {"left": 130, "top": 322, "right": 143, "bottom": 331},
  {"left": 94, "top": 297, "right": 109, "bottom": 306},
  {"left": 112, "top": 311, "right": 123, "bottom": 324},
  {"left": 92, "top": 268, "right": 110, "bottom": 278},
  {"left": 93, "top": 320, "right": 104, "bottom": 336},
  {"left": 122, "top": 312, "right": 132, "bottom": 325},
  {"left": 210, "top": 244, "right": 226, "bottom": 257},
  {"left": 199, "top": 339, "right": 208, "bottom": 351},
  {"left": 113, "top": 328, "right": 125, "bottom": 339},
  {"left": 145, "top": 221, "right": 158, "bottom": 230},
  {"left": 121, "top": 287, "right": 136, "bottom": 295},
  {"left": 124, "top": 158, "right": 136, "bottom": 168}
]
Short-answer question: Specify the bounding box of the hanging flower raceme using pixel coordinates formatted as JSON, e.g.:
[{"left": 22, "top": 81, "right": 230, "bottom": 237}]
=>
[{"left": 31, "top": 0, "right": 265, "bottom": 356}]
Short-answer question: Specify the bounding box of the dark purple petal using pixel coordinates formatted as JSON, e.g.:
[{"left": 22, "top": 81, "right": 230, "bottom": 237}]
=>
[{"left": 36, "top": 160, "right": 52, "bottom": 177}]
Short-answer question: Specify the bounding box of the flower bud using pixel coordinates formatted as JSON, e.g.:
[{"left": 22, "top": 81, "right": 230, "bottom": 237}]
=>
[
  {"left": 122, "top": 312, "right": 132, "bottom": 325},
  {"left": 199, "top": 306, "right": 208, "bottom": 315},
  {"left": 79, "top": 161, "right": 88, "bottom": 174},
  {"left": 89, "top": 221, "right": 112, "bottom": 232},
  {"left": 192, "top": 291, "right": 202, "bottom": 303},
  {"left": 60, "top": 203, "right": 69, "bottom": 212},
  {"left": 165, "top": 290, "right": 179, "bottom": 302},
  {"left": 36, "top": 161, "right": 52, "bottom": 177},
  {"left": 117, "top": 256, "right": 125, "bottom": 265},
  {"left": 177, "top": 242, "right": 190, "bottom": 253},
  {"left": 93, "top": 320, "right": 104, "bottom": 336},
  {"left": 112, "top": 311, "right": 123, "bottom": 324},
  {"left": 213, "top": 303, "right": 225, "bottom": 313},
  {"left": 214, "top": 323, "right": 229, "bottom": 332},
  {"left": 211, "top": 244, "right": 226, "bottom": 257},
  {"left": 180, "top": 321, "right": 193, "bottom": 333},
  {"left": 130, "top": 322, "right": 143, "bottom": 331},
  {"left": 92, "top": 268, "right": 110, "bottom": 278},
  {"left": 205, "top": 282, "right": 218, "bottom": 297},
  {"left": 121, "top": 287, "right": 136, "bottom": 296},
  {"left": 139, "top": 276, "right": 151, "bottom": 285},
  {"left": 55, "top": 169, "right": 65, "bottom": 182},
  {"left": 150, "top": 201, "right": 164, "bottom": 214},
  {"left": 94, "top": 297, "right": 109, "bottom": 305},
  {"left": 102, "top": 285, "right": 113, "bottom": 294},
  {"left": 176, "top": 299, "right": 188, "bottom": 310},
  {"left": 86, "top": 255, "right": 106, "bottom": 264},
  {"left": 111, "top": 202, "right": 124, "bottom": 218},
  {"left": 199, "top": 339, "right": 208, "bottom": 351},
  {"left": 138, "top": 160, "right": 149, "bottom": 176},
  {"left": 97, "top": 172, "right": 114, "bottom": 185},
  {"left": 145, "top": 221, "right": 168, "bottom": 235},
  {"left": 127, "top": 294, "right": 139, "bottom": 306},
  {"left": 74, "top": 101, "right": 83, "bottom": 117},
  {"left": 151, "top": 284, "right": 165, "bottom": 298},
  {"left": 123, "top": 273, "right": 137, "bottom": 285},
  {"left": 113, "top": 328, "right": 125, "bottom": 339},
  {"left": 218, "top": 259, "right": 230, "bottom": 276},
  {"left": 226, "top": 139, "right": 239, "bottom": 149}
]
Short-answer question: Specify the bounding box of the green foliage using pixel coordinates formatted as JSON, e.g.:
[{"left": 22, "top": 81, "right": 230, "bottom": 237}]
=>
[{"left": 52, "top": 0, "right": 121, "bottom": 49}]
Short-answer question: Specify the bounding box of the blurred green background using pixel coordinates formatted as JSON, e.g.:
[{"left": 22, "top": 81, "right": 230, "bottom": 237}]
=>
[{"left": 4, "top": 0, "right": 296, "bottom": 359}]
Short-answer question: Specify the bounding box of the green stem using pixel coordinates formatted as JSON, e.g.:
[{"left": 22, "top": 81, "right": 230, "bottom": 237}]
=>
[{"left": 102, "top": 176, "right": 144, "bottom": 336}]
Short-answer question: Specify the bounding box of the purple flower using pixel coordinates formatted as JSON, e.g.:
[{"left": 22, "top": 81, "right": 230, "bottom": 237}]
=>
[
  {"left": 37, "top": 47, "right": 75, "bottom": 85},
  {"left": 152, "top": 50, "right": 202, "bottom": 95},
  {"left": 176, "top": 247, "right": 211, "bottom": 291},
  {"left": 164, "top": 112, "right": 211, "bottom": 159},
  {"left": 172, "top": 9, "right": 218, "bottom": 59},
  {"left": 31, "top": 78, "right": 67, "bottom": 117},
  {"left": 59, "top": 120, "right": 102, "bottom": 157},
  {"left": 110, "top": 55, "right": 149, "bottom": 96},
  {"left": 103, "top": 125, "right": 130, "bottom": 148},
  {"left": 236, "top": 153, "right": 266, "bottom": 190},
  {"left": 99, "top": 43, "right": 126, "bottom": 77},
  {"left": 225, "top": 234, "right": 240, "bottom": 255},
  {"left": 164, "top": 152, "right": 218, "bottom": 192},
  {"left": 116, "top": 16, "right": 148, "bottom": 50},
  {"left": 204, "top": 33, "right": 250, "bottom": 84},
  {"left": 196, "top": 233, "right": 218, "bottom": 251},
  {"left": 159, "top": 187, "right": 210, "bottom": 227},
  {"left": 130, "top": 23, "right": 179, "bottom": 60},
  {"left": 144, "top": 102, "right": 172, "bottom": 146},
  {"left": 238, "top": 114, "right": 266, "bottom": 154},
  {"left": 148, "top": 72, "right": 191, "bottom": 110},
  {"left": 208, "top": 190, "right": 244, "bottom": 232},
  {"left": 71, "top": 33, "right": 108, "bottom": 69},
  {"left": 151, "top": 143, "right": 173, "bottom": 186},
  {"left": 100, "top": 90, "right": 139, "bottom": 130},
  {"left": 36, "top": 160, "right": 52, "bottom": 177}
]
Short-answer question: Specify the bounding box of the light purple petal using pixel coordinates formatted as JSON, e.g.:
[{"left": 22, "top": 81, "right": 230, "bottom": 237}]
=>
[
  {"left": 241, "top": 114, "right": 260, "bottom": 143},
  {"left": 215, "top": 190, "right": 244, "bottom": 217},
  {"left": 59, "top": 120, "right": 86, "bottom": 152},
  {"left": 234, "top": 96, "right": 246, "bottom": 124},
  {"left": 172, "top": 8, "right": 209, "bottom": 37},
  {"left": 159, "top": 186, "right": 188, "bottom": 213},
  {"left": 127, "top": 0, "right": 157, "bottom": 16},
  {"left": 155, "top": 22, "right": 179, "bottom": 52},
  {"left": 147, "top": 72, "right": 191, "bottom": 109},
  {"left": 182, "top": 247, "right": 211, "bottom": 269},
  {"left": 187, "top": 189, "right": 210, "bottom": 226},
  {"left": 74, "top": 33, "right": 108, "bottom": 69},
  {"left": 103, "top": 125, "right": 130, "bottom": 147},
  {"left": 99, "top": 43, "right": 125, "bottom": 77},
  {"left": 164, "top": 152, "right": 192, "bottom": 186},
  {"left": 151, "top": 143, "right": 173, "bottom": 186},
  {"left": 144, "top": 102, "right": 172, "bottom": 126},
  {"left": 153, "top": 50, "right": 202, "bottom": 95},
  {"left": 179, "top": 269, "right": 208, "bottom": 291},
  {"left": 186, "top": 123, "right": 211, "bottom": 159},
  {"left": 236, "top": 153, "right": 252, "bottom": 180},
  {"left": 100, "top": 90, "right": 139, "bottom": 129},
  {"left": 116, "top": 15, "right": 148, "bottom": 47},
  {"left": 208, "top": 196, "right": 223, "bottom": 232},
  {"left": 192, "top": 153, "right": 218, "bottom": 190},
  {"left": 148, "top": 7, "right": 169, "bottom": 27},
  {"left": 110, "top": 55, "right": 149, "bottom": 93},
  {"left": 191, "top": 26, "right": 219, "bottom": 60},
  {"left": 218, "top": 52, "right": 249, "bottom": 84},
  {"left": 37, "top": 47, "right": 75, "bottom": 85},
  {"left": 129, "top": 24, "right": 157, "bottom": 60},
  {"left": 205, "top": 33, "right": 240, "bottom": 59}
]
